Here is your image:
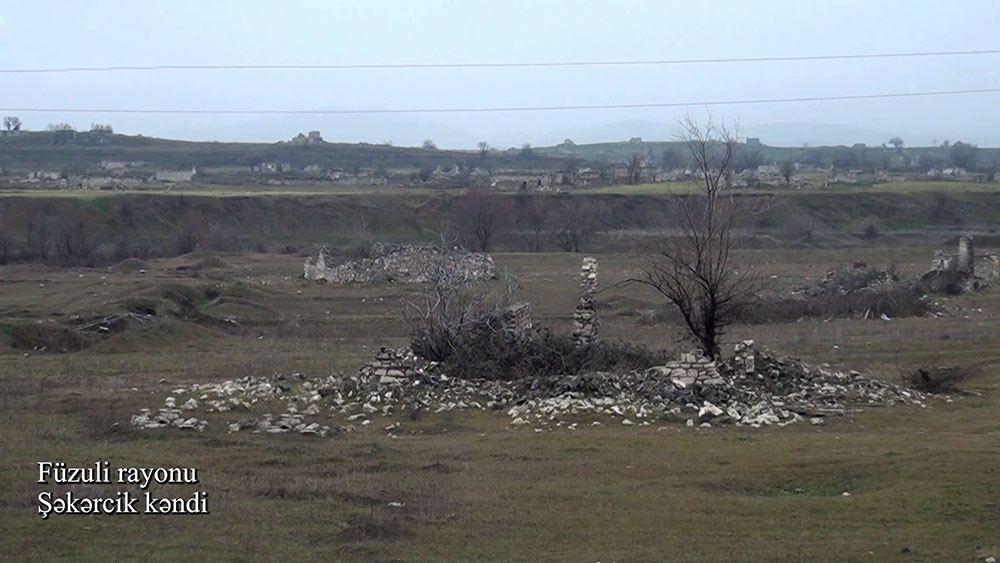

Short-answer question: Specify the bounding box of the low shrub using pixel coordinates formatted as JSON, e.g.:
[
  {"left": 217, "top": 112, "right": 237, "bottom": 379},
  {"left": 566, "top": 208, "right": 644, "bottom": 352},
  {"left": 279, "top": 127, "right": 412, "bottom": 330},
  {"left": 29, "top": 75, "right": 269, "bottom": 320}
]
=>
[
  {"left": 903, "top": 365, "right": 977, "bottom": 394},
  {"left": 412, "top": 317, "right": 667, "bottom": 381}
]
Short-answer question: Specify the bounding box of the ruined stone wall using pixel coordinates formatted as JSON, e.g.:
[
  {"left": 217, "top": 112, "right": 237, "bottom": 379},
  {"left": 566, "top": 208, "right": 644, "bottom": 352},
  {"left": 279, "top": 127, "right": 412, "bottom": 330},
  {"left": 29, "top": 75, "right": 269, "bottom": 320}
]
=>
[
  {"left": 572, "top": 257, "right": 599, "bottom": 348},
  {"left": 360, "top": 347, "right": 424, "bottom": 383},
  {"left": 931, "top": 236, "right": 996, "bottom": 280},
  {"left": 646, "top": 351, "right": 723, "bottom": 387},
  {"left": 975, "top": 254, "right": 999, "bottom": 280},
  {"left": 304, "top": 243, "right": 495, "bottom": 284},
  {"left": 154, "top": 167, "right": 197, "bottom": 183}
]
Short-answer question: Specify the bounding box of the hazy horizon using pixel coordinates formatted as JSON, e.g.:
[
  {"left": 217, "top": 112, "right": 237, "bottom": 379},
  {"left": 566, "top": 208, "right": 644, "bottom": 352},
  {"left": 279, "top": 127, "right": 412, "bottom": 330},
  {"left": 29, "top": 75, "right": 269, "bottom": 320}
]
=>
[{"left": 2, "top": 1, "right": 999, "bottom": 148}]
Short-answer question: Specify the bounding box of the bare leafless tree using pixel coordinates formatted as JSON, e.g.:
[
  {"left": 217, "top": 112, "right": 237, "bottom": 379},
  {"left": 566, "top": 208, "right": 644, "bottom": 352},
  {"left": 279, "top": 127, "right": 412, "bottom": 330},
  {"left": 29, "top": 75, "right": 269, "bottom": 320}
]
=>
[
  {"left": 173, "top": 209, "right": 206, "bottom": 255},
  {"left": 477, "top": 141, "right": 490, "bottom": 159},
  {"left": 53, "top": 217, "right": 97, "bottom": 265},
  {"left": 629, "top": 116, "right": 758, "bottom": 359},
  {"left": 451, "top": 188, "right": 508, "bottom": 252},
  {"left": 554, "top": 198, "right": 603, "bottom": 253},
  {"left": 518, "top": 196, "right": 554, "bottom": 252},
  {"left": 25, "top": 212, "right": 54, "bottom": 260},
  {"left": 779, "top": 161, "right": 795, "bottom": 186},
  {"left": 0, "top": 225, "right": 12, "bottom": 264},
  {"left": 626, "top": 153, "right": 643, "bottom": 184},
  {"left": 3, "top": 116, "right": 22, "bottom": 132}
]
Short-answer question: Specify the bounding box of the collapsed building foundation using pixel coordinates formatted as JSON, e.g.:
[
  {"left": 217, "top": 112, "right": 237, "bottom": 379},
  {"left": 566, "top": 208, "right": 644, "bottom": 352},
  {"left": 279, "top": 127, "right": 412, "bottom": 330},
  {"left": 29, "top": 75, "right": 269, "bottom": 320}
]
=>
[
  {"left": 925, "top": 235, "right": 998, "bottom": 293},
  {"left": 304, "top": 243, "right": 496, "bottom": 284}
]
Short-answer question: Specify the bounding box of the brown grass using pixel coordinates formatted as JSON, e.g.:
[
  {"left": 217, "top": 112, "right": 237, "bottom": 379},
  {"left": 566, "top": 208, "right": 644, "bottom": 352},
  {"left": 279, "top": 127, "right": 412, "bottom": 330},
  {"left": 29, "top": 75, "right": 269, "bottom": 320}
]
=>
[{"left": 0, "top": 245, "right": 997, "bottom": 560}]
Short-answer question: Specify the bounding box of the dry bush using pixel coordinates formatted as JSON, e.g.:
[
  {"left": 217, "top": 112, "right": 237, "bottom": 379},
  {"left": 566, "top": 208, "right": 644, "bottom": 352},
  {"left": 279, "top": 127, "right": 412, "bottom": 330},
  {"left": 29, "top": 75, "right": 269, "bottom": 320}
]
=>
[
  {"left": 173, "top": 209, "right": 206, "bottom": 254},
  {"left": 52, "top": 216, "right": 98, "bottom": 265},
  {"left": 903, "top": 365, "right": 978, "bottom": 394},
  {"left": 403, "top": 266, "right": 519, "bottom": 364},
  {"left": 432, "top": 327, "right": 667, "bottom": 381},
  {"left": 403, "top": 257, "right": 665, "bottom": 380},
  {"left": 203, "top": 223, "right": 241, "bottom": 252},
  {"left": 0, "top": 227, "right": 11, "bottom": 264}
]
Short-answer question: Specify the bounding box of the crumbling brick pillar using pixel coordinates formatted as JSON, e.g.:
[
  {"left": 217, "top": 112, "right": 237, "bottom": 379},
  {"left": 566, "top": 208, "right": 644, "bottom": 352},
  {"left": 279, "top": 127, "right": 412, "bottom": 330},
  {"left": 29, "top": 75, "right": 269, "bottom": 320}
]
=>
[{"left": 573, "top": 257, "right": 599, "bottom": 348}]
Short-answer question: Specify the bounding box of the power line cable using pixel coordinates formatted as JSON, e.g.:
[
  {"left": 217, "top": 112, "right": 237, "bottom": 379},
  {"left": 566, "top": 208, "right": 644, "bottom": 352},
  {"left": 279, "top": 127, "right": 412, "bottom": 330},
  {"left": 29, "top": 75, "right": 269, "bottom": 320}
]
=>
[
  {"left": 2, "top": 49, "right": 1000, "bottom": 74},
  {"left": 1, "top": 88, "right": 998, "bottom": 115}
]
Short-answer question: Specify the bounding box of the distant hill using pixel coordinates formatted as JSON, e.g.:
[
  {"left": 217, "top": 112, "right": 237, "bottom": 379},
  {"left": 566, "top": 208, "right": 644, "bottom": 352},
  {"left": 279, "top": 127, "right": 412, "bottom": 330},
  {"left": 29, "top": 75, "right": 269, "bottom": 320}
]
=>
[
  {"left": 0, "top": 131, "right": 572, "bottom": 174},
  {"left": 537, "top": 138, "right": 1000, "bottom": 170}
]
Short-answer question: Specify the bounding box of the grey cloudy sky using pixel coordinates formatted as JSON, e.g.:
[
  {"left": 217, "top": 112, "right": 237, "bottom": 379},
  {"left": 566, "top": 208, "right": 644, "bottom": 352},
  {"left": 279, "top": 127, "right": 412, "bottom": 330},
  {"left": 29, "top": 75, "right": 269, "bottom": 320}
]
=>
[{"left": 2, "top": 0, "right": 999, "bottom": 148}]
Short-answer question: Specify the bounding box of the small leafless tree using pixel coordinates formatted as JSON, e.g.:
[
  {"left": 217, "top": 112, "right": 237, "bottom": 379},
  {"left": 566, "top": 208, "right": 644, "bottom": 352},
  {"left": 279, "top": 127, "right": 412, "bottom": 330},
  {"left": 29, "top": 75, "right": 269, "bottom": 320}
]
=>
[
  {"left": 452, "top": 188, "right": 508, "bottom": 252},
  {"left": 173, "top": 209, "right": 205, "bottom": 255},
  {"left": 53, "top": 217, "right": 97, "bottom": 265},
  {"left": 779, "top": 161, "right": 795, "bottom": 186},
  {"left": 518, "top": 196, "right": 554, "bottom": 252},
  {"left": 629, "top": 116, "right": 759, "bottom": 359},
  {"left": 25, "top": 212, "right": 54, "bottom": 260},
  {"left": 0, "top": 225, "right": 12, "bottom": 264},
  {"left": 554, "top": 198, "right": 603, "bottom": 253},
  {"left": 626, "top": 153, "right": 643, "bottom": 184},
  {"left": 422, "top": 139, "right": 438, "bottom": 150},
  {"left": 477, "top": 141, "right": 490, "bottom": 158},
  {"left": 3, "top": 116, "right": 22, "bottom": 132}
]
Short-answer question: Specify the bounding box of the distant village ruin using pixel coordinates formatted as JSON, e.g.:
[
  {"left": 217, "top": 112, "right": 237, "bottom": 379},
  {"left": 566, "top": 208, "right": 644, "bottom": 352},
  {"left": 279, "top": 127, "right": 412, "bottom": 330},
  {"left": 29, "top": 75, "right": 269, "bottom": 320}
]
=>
[{"left": 4, "top": 130, "right": 999, "bottom": 191}]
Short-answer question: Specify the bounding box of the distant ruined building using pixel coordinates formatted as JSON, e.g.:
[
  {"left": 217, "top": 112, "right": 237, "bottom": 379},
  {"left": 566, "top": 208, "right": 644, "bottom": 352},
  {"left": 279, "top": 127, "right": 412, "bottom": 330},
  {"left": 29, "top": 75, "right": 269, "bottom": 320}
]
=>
[
  {"left": 288, "top": 131, "right": 325, "bottom": 146},
  {"left": 931, "top": 236, "right": 998, "bottom": 279},
  {"left": 924, "top": 236, "right": 999, "bottom": 293}
]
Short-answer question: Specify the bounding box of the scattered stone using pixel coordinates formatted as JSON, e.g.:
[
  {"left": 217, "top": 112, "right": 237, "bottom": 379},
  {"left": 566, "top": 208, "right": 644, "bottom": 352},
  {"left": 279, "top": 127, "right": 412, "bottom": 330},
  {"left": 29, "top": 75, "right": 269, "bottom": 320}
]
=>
[
  {"left": 129, "top": 340, "right": 933, "bottom": 437},
  {"left": 304, "top": 243, "right": 495, "bottom": 284}
]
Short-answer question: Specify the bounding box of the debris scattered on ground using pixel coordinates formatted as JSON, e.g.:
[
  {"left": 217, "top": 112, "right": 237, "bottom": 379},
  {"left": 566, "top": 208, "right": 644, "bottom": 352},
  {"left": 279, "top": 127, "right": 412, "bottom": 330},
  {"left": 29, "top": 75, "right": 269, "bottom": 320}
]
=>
[{"left": 130, "top": 341, "right": 931, "bottom": 436}]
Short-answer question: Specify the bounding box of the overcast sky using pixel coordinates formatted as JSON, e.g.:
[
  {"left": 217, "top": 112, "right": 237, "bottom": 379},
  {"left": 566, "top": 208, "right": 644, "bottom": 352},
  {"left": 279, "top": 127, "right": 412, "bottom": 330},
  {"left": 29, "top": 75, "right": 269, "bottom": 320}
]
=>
[{"left": 2, "top": 0, "right": 999, "bottom": 148}]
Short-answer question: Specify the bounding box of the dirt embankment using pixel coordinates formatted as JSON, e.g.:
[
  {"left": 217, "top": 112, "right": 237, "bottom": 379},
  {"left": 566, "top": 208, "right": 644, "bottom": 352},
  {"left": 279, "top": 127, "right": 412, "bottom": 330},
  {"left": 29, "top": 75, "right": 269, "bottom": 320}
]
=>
[{"left": 0, "top": 191, "right": 997, "bottom": 261}]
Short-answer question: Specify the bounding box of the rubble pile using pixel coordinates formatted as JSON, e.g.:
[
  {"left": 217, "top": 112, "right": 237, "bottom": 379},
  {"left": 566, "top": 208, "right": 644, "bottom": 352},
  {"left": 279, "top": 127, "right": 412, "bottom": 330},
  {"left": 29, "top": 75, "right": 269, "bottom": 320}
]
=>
[
  {"left": 801, "top": 265, "right": 898, "bottom": 297},
  {"left": 130, "top": 376, "right": 331, "bottom": 436},
  {"left": 129, "top": 395, "right": 208, "bottom": 432},
  {"left": 704, "top": 341, "right": 929, "bottom": 426},
  {"left": 304, "top": 243, "right": 496, "bottom": 284},
  {"left": 644, "top": 351, "right": 723, "bottom": 386},
  {"left": 130, "top": 341, "right": 929, "bottom": 436},
  {"left": 360, "top": 346, "right": 427, "bottom": 382}
]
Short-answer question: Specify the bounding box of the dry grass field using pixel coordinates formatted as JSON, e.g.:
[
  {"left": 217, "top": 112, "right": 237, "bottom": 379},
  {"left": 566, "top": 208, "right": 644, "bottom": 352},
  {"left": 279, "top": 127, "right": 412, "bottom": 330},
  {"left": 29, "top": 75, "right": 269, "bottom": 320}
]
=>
[{"left": 1, "top": 246, "right": 998, "bottom": 561}]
